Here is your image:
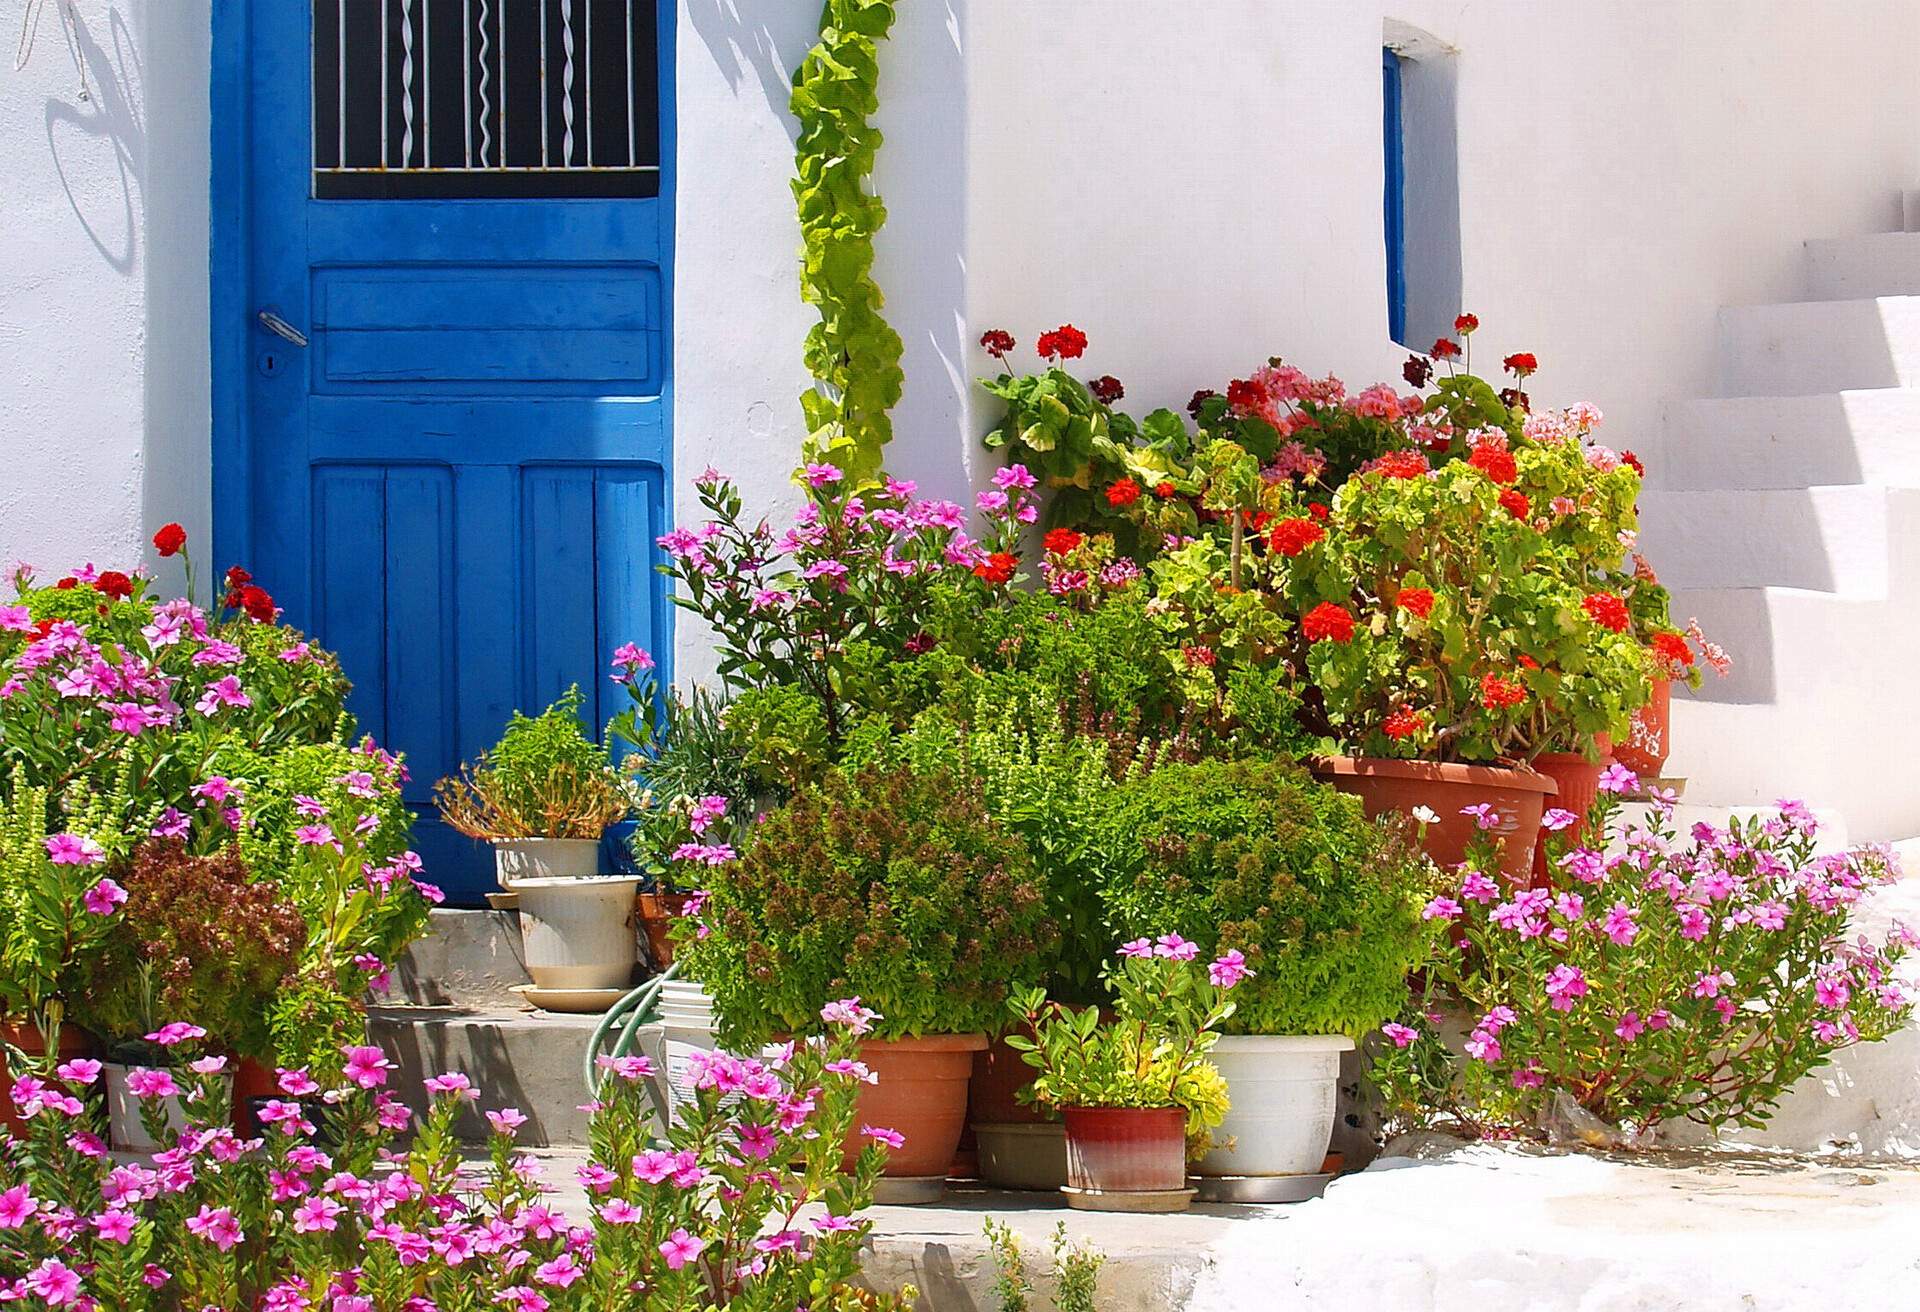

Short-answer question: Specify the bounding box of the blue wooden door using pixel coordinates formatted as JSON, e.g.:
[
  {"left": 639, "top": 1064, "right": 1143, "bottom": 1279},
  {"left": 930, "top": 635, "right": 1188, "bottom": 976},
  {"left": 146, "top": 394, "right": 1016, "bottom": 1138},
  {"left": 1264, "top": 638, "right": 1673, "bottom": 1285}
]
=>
[{"left": 217, "top": 1, "right": 674, "bottom": 903}]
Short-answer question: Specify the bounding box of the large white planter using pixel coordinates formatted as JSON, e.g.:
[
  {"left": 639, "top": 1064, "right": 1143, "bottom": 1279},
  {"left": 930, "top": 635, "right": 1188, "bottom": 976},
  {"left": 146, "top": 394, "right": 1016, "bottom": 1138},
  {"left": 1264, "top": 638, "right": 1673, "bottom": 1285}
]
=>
[
  {"left": 1196, "top": 1034, "right": 1355, "bottom": 1178},
  {"left": 513, "top": 876, "right": 640, "bottom": 990},
  {"left": 493, "top": 837, "right": 602, "bottom": 886}
]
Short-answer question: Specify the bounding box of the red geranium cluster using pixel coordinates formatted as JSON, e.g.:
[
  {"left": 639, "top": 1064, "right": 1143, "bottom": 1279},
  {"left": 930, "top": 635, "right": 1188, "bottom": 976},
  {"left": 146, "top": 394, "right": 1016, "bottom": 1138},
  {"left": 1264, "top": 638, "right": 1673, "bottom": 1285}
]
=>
[
  {"left": 1478, "top": 673, "right": 1527, "bottom": 710},
  {"left": 222, "top": 567, "right": 277, "bottom": 622},
  {"left": 1467, "top": 441, "right": 1518, "bottom": 485},
  {"left": 973, "top": 552, "right": 1018, "bottom": 586},
  {"left": 1368, "top": 450, "right": 1430, "bottom": 480},
  {"left": 1036, "top": 324, "right": 1088, "bottom": 361},
  {"left": 1649, "top": 629, "right": 1695, "bottom": 671},
  {"left": 1582, "top": 592, "right": 1631, "bottom": 634},
  {"left": 1497, "top": 489, "right": 1530, "bottom": 519},
  {"left": 1302, "top": 602, "right": 1356, "bottom": 644},
  {"left": 1266, "top": 517, "right": 1326, "bottom": 557},
  {"left": 1106, "top": 476, "right": 1142, "bottom": 508},
  {"left": 1382, "top": 705, "right": 1425, "bottom": 740},
  {"left": 979, "top": 328, "right": 1015, "bottom": 360},
  {"left": 1395, "top": 587, "right": 1435, "bottom": 618},
  {"left": 1042, "top": 528, "right": 1084, "bottom": 556},
  {"left": 1088, "top": 375, "right": 1125, "bottom": 405}
]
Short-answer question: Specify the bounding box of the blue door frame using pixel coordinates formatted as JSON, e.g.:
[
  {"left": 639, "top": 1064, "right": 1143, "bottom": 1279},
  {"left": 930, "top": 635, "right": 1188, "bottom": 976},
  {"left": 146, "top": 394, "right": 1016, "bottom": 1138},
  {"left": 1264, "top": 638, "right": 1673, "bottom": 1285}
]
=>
[{"left": 210, "top": 2, "right": 676, "bottom": 903}]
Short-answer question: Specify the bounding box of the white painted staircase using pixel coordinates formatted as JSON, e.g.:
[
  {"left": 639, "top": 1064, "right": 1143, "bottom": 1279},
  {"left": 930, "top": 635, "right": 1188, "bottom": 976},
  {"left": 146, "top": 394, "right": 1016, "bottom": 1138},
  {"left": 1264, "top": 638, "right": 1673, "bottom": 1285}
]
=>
[{"left": 1638, "top": 199, "right": 1920, "bottom": 844}]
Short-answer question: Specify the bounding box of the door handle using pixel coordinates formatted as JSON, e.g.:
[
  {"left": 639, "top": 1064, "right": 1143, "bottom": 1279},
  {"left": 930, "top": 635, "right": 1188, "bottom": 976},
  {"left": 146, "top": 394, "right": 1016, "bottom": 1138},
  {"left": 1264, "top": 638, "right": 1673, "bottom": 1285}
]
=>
[{"left": 257, "top": 310, "right": 309, "bottom": 348}]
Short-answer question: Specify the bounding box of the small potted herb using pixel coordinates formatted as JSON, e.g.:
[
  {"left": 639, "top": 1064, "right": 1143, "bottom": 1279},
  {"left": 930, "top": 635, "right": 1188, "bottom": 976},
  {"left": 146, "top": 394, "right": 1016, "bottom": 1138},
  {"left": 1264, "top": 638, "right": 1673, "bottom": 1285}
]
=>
[
  {"left": 435, "top": 688, "right": 637, "bottom": 996},
  {"left": 1005, "top": 936, "right": 1242, "bottom": 1213}
]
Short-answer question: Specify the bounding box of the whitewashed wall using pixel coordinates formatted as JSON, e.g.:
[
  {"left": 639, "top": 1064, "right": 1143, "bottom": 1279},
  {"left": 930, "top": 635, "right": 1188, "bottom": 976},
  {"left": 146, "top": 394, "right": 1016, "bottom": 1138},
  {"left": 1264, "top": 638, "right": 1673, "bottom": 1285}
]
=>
[{"left": 0, "top": 0, "right": 208, "bottom": 588}]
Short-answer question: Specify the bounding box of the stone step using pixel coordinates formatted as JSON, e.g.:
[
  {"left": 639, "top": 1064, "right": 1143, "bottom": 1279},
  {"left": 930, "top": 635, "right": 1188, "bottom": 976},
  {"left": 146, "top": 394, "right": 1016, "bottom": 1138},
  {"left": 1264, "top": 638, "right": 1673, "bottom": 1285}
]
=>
[
  {"left": 1804, "top": 232, "right": 1920, "bottom": 300},
  {"left": 1636, "top": 486, "right": 1887, "bottom": 595},
  {"left": 370, "top": 1004, "right": 612, "bottom": 1147},
  {"left": 390, "top": 909, "right": 531, "bottom": 1010},
  {"left": 1660, "top": 390, "right": 1920, "bottom": 491},
  {"left": 1716, "top": 297, "right": 1920, "bottom": 396}
]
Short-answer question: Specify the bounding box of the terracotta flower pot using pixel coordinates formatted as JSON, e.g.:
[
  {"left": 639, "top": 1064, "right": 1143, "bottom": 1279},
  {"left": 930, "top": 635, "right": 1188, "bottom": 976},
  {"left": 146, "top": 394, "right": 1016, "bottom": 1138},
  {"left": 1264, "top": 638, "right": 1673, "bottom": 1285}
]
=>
[
  {"left": 1613, "top": 678, "right": 1672, "bottom": 777},
  {"left": 0, "top": 1023, "right": 93, "bottom": 1140},
  {"left": 1310, "top": 756, "right": 1557, "bottom": 884},
  {"left": 1061, "top": 1106, "right": 1189, "bottom": 1203},
  {"left": 841, "top": 1034, "right": 987, "bottom": 1180},
  {"left": 1530, "top": 734, "right": 1612, "bottom": 888},
  {"left": 635, "top": 891, "right": 694, "bottom": 968},
  {"left": 968, "top": 1033, "right": 1045, "bottom": 1126},
  {"left": 232, "top": 1056, "right": 280, "bottom": 1136}
]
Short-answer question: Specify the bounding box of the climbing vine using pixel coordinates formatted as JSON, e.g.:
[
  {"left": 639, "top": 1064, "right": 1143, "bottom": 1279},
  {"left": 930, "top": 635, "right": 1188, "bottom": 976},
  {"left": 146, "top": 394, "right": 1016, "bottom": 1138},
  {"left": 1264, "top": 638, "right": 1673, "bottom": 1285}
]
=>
[{"left": 790, "top": 0, "right": 905, "bottom": 487}]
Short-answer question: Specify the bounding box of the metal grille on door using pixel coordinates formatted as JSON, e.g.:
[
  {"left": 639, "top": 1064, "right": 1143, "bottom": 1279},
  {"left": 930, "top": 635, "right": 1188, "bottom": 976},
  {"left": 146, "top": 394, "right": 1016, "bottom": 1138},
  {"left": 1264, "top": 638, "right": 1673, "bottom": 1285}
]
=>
[{"left": 311, "top": 0, "right": 661, "bottom": 199}]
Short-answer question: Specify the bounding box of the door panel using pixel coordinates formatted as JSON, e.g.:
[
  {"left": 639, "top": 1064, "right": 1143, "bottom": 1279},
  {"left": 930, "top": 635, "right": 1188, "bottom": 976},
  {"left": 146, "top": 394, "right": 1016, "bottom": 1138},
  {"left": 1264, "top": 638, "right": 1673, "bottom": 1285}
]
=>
[{"left": 233, "top": 1, "right": 674, "bottom": 902}]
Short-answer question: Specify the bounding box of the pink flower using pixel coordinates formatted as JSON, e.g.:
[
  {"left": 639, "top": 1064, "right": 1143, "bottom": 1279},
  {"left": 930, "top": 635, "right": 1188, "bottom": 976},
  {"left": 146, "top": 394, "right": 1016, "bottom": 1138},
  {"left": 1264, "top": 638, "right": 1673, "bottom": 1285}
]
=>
[
  {"left": 535, "top": 1254, "right": 584, "bottom": 1289},
  {"left": 44, "top": 833, "right": 103, "bottom": 866},
  {"left": 126, "top": 1068, "right": 180, "bottom": 1100},
  {"left": 1460, "top": 871, "right": 1500, "bottom": 904},
  {"left": 1691, "top": 970, "right": 1735, "bottom": 999},
  {"left": 1614, "top": 1012, "right": 1646, "bottom": 1042},
  {"left": 0, "top": 604, "right": 30, "bottom": 632},
  {"left": 341, "top": 1045, "right": 393, "bottom": 1089},
  {"left": 91, "top": 1209, "right": 137, "bottom": 1244},
  {"left": 144, "top": 1021, "right": 206, "bottom": 1047},
  {"left": 659, "top": 1227, "right": 707, "bottom": 1270},
  {"left": 862, "top": 1125, "right": 906, "bottom": 1149},
  {"left": 1463, "top": 1028, "right": 1502, "bottom": 1062},
  {"left": 1460, "top": 802, "right": 1501, "bottom": 831},
  {"left": 632, "top": 1149, "right": 675, "bottom": 1184},
  {"left": 1540, "top": 808, "right": 1580, "bottom": 832},
  {"left": 1154, "top": 932, "right": 1200, "bottom": 961},
  {"left": 992, "top": 464, "right": 1038, "bottom": 491},
  {"left": 277, "top": 1068, "right": 319, "bottom": 1096},
  {"left": 293, "top": 1197, "right": 345, "bottom": 1234},
  {"left": 814, "top": 1213, "right": 858, "bottom": 1233},
  {"left": 1544, "top": 964, "right": 1589, "bottom": 1012},
  {"left": 802, "top": 462, "right": 843, "bottom": 489},
  {"left": 819, "top": 997, "right": 880, "bottom": 1034},
  {"left": 1208, "top": 949, "right": 1253, "bottom": 989},
  {"left": 1600, "top": 902, "right": 1640, "bottom": 946},
  {"left": 1381, "top": 1022, "right": 1418, "bottom": 1048},
  {"left": 25, "top": 1258, "right": 82, "bottom": 1306},
  {"left": 1597, "top": 763, "right": 1640, "bottom": 795},
  {"left": 193, "top": 675, "right": 251, "bottom": 715},
  {"left": 485, "top": 1107, "right": 528, "bottom": 1135},
  {"left": 0, "top": 1184, "right": 36, "bottom": 1229},
  {"left": 55, "top": 1058, "right": 101, "bottom": 1085},
  {"left": 1117, "top": 937, "right": 1153, "bottom": 958},
  {"left": 83, "top": 878, "right": 127, "bottom": 916},
  {"left": 150, "top": 808, "right": 190, "bottom": 839},
  {"left": 600, "top": 1198, "right": 643, "bottom": 1225},
  {"left": 185, "top": 1204, "right": 244, "bottom": 1252},
  {"left": 1510, "top": 1064, "right": 1546, "bottom": 1089}
]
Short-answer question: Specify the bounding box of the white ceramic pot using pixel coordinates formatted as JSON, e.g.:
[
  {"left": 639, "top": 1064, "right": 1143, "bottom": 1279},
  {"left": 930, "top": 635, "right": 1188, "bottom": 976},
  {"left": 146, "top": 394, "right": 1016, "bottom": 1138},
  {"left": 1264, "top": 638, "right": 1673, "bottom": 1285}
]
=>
[
  {"left": 1195, "top": 1034, "right": 1355, "bottom": 1178},
  {"left": 493, "top": 837, "right": 602, "bottom": 886},
  {"left": 105, "top": 1063, "right": 225, "bottom": 1153},
  {"left": 654, "top": 981, "right": 719, "bottom": 1120},
  {"left": 513, "top": 876, "right": 640, "bottom": 990}
]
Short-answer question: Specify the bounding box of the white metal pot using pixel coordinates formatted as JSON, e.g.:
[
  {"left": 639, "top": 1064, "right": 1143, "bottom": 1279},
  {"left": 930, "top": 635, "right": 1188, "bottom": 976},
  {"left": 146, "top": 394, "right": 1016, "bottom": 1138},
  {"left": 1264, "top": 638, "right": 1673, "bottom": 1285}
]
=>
[
  {"left": 105, "top": 1063, "right": 224, "bottom": 1153},
  {"left": 1195, "top": 1034, "right": 1355, "bottom": 1178},
  {"left": 493, "top": 837, "right": 602, "bottom": 886},
  {"left": 512, "top": 876, "right": 640, "bottom": 990}
]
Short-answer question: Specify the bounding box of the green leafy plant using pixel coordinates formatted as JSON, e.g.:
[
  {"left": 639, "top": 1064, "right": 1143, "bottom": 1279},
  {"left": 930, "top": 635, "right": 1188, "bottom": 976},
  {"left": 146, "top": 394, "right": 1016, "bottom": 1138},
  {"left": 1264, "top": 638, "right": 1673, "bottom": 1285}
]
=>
[
  {"left": 1006, "top": 942, "right": 1238, "bottom": 1150},
  {"left": 985, "top": 1219, "right": 1033, "bottom": 1312},
  {"left": 0, "top": 768, "right": 124, "bottom": 1037},
  {"left": 625, "top": 685, "right": 761, "bottom": 887},
  {"left": 791, "top": 0, "right": 905, "bottom": 485},
  {"left": 675, "top": 764, "right": 1058, "bottom": 1046},
  {"left": 1096, "top": 758, "right": 1435, "bottom": 1038},
  {"left": 433, "top": 686, "right": 629, "bottom": 840},
  {"left": 1051, "top": 1224, "right": 1107, "bottom": 1312},
  {"left": 77, "top": 841, "right": 306, "bottom": 1062}
]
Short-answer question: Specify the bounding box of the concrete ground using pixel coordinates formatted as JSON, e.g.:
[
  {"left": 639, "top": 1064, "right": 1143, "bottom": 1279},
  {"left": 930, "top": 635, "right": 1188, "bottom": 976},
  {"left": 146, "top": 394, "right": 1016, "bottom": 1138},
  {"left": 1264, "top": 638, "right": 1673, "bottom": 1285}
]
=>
[{"left": 501, "top": 1142, "right": 1920, "bottom": 1311}]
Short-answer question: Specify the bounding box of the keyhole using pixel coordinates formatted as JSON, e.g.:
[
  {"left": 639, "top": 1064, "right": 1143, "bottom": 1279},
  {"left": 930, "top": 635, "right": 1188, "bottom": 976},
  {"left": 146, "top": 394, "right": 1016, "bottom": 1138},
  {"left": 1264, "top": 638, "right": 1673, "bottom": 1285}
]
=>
[{"left": 257, "top": 350, "right": 282, "bottom": 378}]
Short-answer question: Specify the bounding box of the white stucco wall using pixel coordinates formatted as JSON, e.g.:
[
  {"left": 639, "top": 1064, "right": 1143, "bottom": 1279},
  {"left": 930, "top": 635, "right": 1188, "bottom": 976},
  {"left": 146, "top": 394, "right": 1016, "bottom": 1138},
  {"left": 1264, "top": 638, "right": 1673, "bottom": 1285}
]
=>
[{"left": 0, "top": 0, "right": 208, "bottom": 587}]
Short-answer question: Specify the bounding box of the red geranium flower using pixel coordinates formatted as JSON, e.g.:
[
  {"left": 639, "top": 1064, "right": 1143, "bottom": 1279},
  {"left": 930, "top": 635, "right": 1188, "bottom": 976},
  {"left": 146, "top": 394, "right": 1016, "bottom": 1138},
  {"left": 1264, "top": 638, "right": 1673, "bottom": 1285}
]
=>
[
  {"left": 1582, "top": 592, "right": 1631, "bottom": 633},
  {"left": 1382, "top": 705, "right": 1426, "bottom": 740},
  {"left": 979, "top": 328, "right": 1016, "bottom": 359},
  {"left": 1467, "top": 442, "right": 1518, "bottom": 485},
  {"left": 1499, "top": 387, "right": 1531, "bottom": 412},
  {"left": 1183, "top": 645, "right": 1218, "bottom": 669},
  {"left": 1621, "top": 450, "right": 1646, "bottom": 478},
  {"left": 1088, "top": 375, "right": 1125, "bottom": 405},
  {"left": 1498, "top": 489, "right": 1531, "bottom": 519},
  {"left": 1396, "top": 587, "right": 1435, "bottom": 618},
  {"left": 1430, "top": 338, "right": 1462, "bottom": 360},
  {"left": 1187, "top": 389, "right": 1219, "bottom": 419},
  {"left": 1266, "top": 517, "right": 1326, "bottom": 557},
  {"left": 1042, "top": 528, "right": 1083, "bottom": 556},
  {"left": 152, "top": 523, "right": 188, "bottom": 557},
  {"left": 1370, "top": 450, "right": 1429, "bottom": 480},
  {"left": 1105, "top": 476, "right": 1142, "bottom": 508},
  {"left": 1036, "top": 324, "right": 1089, "bottom": 361},
  {"left": 238, "top": 585, "right": 277, "bottom": 623},
  {"left": 54, "top": 578, "right": 77, "bottom": 590},
  {"left": 1306, "top": 502, "right": 1331, "bottom": 521},
  {"left": 94, "top": 571, "right": 133, "bottom": 601},
  {"left": 1479, "top": 673, "right": 1528, "bottom": 710},
  {"left": 1649, "top": 630, "right": 1695, "bottom": 669},
  {"left": 1153, "top": 480, "right": 1178, "bottom": 499},
  {"left": 225, "top": 566, "right": 252, "bottom": 588},
  {"left": 1226, "top": 377, "right": 1269, "bottom": 414},
  {"left": 1403, "top": 355, "right": 1433, "bottom": 389},
  {"left": 1243, "top": 509, "right": 1273, "bottom": 532},
  {"left": 1301, "top": 602, "right": 1356, "bottom": 644},
  {"left": 973, "top": 552, "right": 1018, "bottom": 586},
  {"left": 1453, "top": 313, "right": 1479, "bottom": 334},
  {"left": 1503, "top": 352, "right": 1539, "bottom": 378}
]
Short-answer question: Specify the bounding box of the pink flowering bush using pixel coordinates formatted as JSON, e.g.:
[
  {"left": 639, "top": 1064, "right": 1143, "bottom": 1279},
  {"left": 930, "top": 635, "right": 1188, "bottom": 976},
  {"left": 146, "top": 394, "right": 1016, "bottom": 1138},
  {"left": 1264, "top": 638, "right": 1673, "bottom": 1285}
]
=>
[
  {"left": 0, "top": 1003, "right": 912, "bottom": 1310},
  {"left": 1373, "top": 771, "right": 1917, "bottom": 1137},
  {"left": 659, "top": 464, "right": 1037, "bottom": 745}
]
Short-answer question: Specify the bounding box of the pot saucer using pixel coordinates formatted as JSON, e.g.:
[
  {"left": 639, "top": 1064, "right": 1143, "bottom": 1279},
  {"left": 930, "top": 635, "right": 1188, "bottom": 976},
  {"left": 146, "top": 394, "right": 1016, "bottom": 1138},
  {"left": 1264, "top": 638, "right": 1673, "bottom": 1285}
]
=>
[
  {"left": 1060, "top": 1185, "right": 1196, "bottom": 1214},
  {"left": 1190, "top": 1171, "right": 1333, "bottom": 1204},
  {"left": 510, "top": 983, "right": 630, "bottom": 1014}
]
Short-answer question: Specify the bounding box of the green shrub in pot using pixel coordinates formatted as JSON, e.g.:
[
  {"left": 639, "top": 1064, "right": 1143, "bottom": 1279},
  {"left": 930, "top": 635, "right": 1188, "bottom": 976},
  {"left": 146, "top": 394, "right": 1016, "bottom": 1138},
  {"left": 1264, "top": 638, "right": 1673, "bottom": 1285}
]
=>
[
  {"left": 675, "top": 762, "right": 1057, "bottom": 1047},
  {"left": 1095, "top": 757, "right": 1434, "bottom": 1039}
]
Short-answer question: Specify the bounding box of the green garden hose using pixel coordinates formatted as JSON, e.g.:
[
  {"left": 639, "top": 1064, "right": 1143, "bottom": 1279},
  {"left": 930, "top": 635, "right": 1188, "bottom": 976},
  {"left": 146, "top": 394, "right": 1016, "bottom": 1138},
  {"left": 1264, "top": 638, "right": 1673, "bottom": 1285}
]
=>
[{"left": 583, "top": 963, "right": 678, "bottom": 1098}]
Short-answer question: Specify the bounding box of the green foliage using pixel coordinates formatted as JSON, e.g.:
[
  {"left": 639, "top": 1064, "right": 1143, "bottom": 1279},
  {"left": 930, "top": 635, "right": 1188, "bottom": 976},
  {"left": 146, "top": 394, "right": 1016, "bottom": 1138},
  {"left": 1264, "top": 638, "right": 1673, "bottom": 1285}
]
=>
[
  {"left": 984, "top": 1220, "right": 1032, "bottom": 1312},
  {"left": 791, "top": 0, "right": 905, "bottom": 486},
  {"left": 1051, "top": 1224, "right": 1106, "bottom": 1312},
  {"left": 727, "top": 684, "right": 833, "bottom": 796},
  {"left": 627, "top": 685, "right": 760, "bottom": 883},
  {"left": 1095, "top": 758, "right": 1434, "bottom": 1038},
  {"left": 77, "top": 842, "right": 306, "bottom": 1060},
  {"left": 0, "top": 768, "right": 120, "bottom": 1028},
  {"left": 677, "top": 765, "right": 1058, "bottom": 1046},
  {"left": 434, "top": 686, "right": 629, "bottom": 840}
]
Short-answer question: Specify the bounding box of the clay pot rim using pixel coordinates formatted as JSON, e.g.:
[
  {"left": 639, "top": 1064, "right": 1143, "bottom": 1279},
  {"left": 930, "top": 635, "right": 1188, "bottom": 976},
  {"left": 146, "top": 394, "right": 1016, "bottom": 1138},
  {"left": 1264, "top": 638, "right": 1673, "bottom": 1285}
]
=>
[
  {"left": 857, "top": 1033, "right": 989, "bottom": 1054},
  {"left": 1309, "top": 754, "right": 1558, "bottom": 795},
  {"left": 1060, "top": 1104, "right": 1186, "bottom": 1118},
  {"left": 1208, "top": 1034, "right": 1356, "bottom": 1054}
]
